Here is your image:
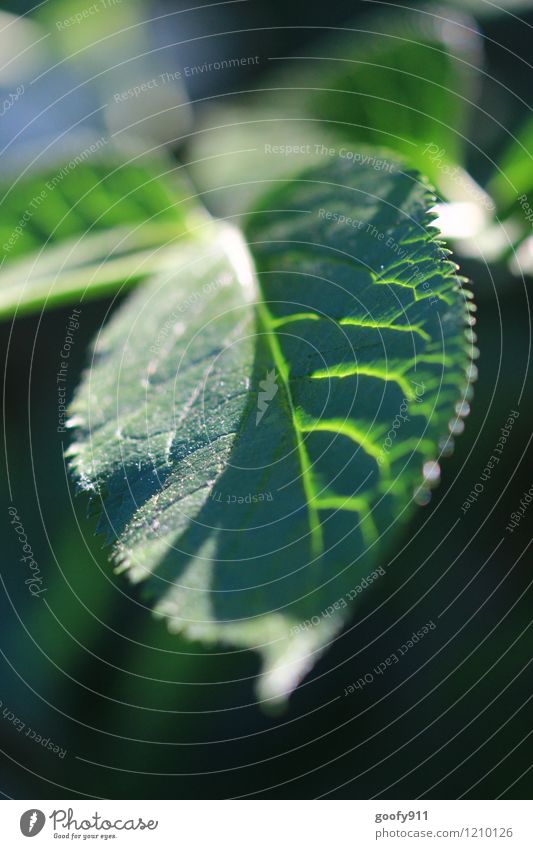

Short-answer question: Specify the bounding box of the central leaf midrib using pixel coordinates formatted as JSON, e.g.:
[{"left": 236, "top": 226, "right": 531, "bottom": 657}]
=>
[{"left": 257, "top": 301, "right": 324, "bottom": 558}]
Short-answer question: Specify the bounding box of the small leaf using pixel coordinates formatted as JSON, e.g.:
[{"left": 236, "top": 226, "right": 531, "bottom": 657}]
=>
[
  {"left": 488, "top": 116, "right": 533, "bottom": 213},
  {"left": 0, "top": 149, "right": 201, "bottom": 318},
  {"left": 70, "top": 157, "right": 474, "bottom": 703}
]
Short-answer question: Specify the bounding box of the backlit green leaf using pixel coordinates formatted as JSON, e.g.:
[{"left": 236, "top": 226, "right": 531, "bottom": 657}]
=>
[
  {"left": 0, "top": 149, "right": 200, "bottom": 318},
  {"left": 488, "top": 116, "right": 533, "bottom": 213},
  {"left": 69, "top": 157, "right": 474, "bottom": 703}
]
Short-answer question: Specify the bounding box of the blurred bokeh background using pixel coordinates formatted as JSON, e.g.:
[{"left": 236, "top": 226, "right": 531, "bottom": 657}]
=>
[{"left": 0, "top": 0, "right": 532, "bottom": 799}]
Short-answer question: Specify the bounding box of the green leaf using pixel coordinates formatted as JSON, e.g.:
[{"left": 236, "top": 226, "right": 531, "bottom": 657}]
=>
[
  {"left": 0, "top": 149, "right": 202, "bottom": 318},
  {"left": 188, "top": 8, "right": 483, "bottom": 214},
  {"left": 461, "top": 117, "right": 533, "bottom": 274},
  {"left": 69, "top": 157, "right": 474, "bottom": 703},
  {"left": 488, "top": 116, "right": 533, "bottom": 213},
  {"left": 278, "top": 10, "right": 481, "bottom": 179}
]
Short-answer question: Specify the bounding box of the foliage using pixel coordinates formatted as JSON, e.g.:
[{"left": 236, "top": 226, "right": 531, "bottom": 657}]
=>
[
  {"left": 64, "top": 155, "right": 473, "bottom": 700},
  {"left": 9, "top": 0, "right": 532, "bottom": 704}
]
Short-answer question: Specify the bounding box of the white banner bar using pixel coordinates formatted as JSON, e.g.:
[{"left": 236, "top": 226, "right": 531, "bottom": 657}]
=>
[{"left": 0, "top": 800, "right": 532, "bottom": 847}]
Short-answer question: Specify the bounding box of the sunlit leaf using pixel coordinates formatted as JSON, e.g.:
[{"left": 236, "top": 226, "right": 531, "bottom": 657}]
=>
[
  {"left": 69, "top": 157, "right": 474, "bottom": 703},
  {"left": 0, "top": 149, "right": 202, "bottom": 318},
  {"left": 488, "top": 115, "right": 533, "bottom": 212}
]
